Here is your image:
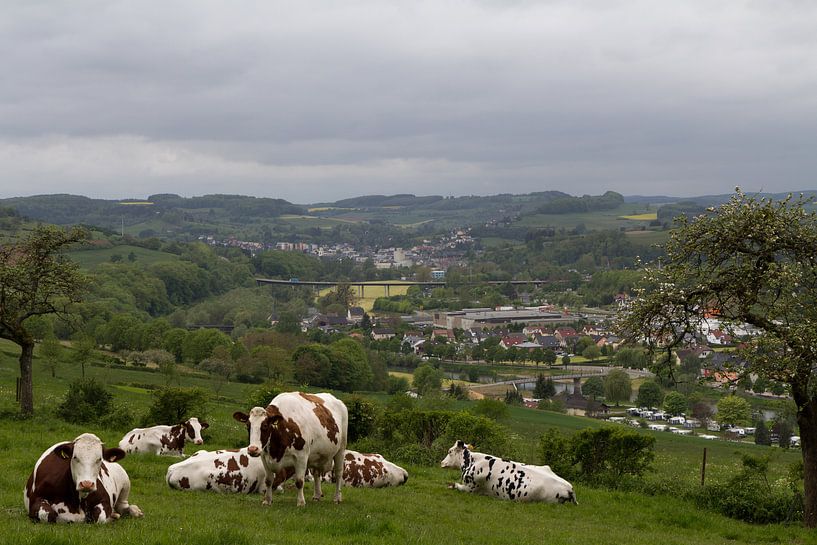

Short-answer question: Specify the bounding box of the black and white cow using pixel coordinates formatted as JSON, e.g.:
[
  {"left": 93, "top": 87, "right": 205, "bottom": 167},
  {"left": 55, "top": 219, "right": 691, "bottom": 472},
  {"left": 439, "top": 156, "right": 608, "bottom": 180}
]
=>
[
  {"left": 233, "top": 391, "right": 348, "bottom": 506},
  {"left": 118, "top": 417, "right": 208, "bottom": 456},
  {"left": 440, "top": 440, "right": 577, "bottom": 504},
  {"left": 24, "top": 433, "right": 144, "bottom": 523}
]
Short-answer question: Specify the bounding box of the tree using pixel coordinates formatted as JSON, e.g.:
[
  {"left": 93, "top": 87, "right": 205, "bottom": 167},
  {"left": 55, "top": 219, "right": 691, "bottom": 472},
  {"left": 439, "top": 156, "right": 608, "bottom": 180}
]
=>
[
  {"left": 72, "top": 335, "right": 96, "bottom": 379},
  {"left": 754, "top": 419, "right": 771, "bottom": 446},
  {"left": 614, "top": 347, "right": 649, "bottom": 369},
  {"left": 616, "top": 190, "right": 817, "bottom": 526},
  {"left": 582, "top": 376, "right": 605, "bottom": 400},
  {"left": 39, "top": 335, "right": 63, "bottom": 378},
  {"left": 716, "top": 395, "right": 752, "bottom": 427},
  {"left": 604, "top": 369, "right": 632, "bottom": 406},
  {"left": 413, "top": 363, "right": 444, "bottom": 396},
  {"left": 0, "top": 226, "right": 87, "bottom": 415},
  {"left": 533, "top": 374, "right": 556, "bottom": 399},
  {"left": 582, "top": 344, "right": 602, "bottom": 361},
  {"left": 663, "top": 391, "right": 688, "bottom": 416},
  {"left": 635, "top": 381, "right": 663, "bottom": 409},
  {"left": 274, "top": 311, "right": 301, "bottom": 335}
]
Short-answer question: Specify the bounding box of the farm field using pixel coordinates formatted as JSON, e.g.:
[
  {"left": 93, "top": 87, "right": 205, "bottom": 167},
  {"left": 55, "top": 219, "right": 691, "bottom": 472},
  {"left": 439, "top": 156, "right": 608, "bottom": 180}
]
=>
[
  {"left": 0, "top": 340, "right": 811, "bottom": 544},
  {"left": 67, "top": 245, "right": 180, "bottom": 268}
]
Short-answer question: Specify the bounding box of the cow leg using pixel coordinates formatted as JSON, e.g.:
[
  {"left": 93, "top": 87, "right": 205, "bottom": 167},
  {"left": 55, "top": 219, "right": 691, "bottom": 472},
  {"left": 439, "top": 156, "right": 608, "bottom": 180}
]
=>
[
  {"left": 311, "top": 469, "right": 323, "bottom": 501},
  {"left": 448, "top": 481, "right": 478, "bottom": 494},
  {"left": 29, "top": 499, "right": 57, "bottom": 523},
  {"left": 293, "top": 459, "right": 308, "bottom": 507},
  {"left": 262, "top": 473, "right": 274, "bottom": 505},
  {"left": 114, "top": 481, "right": 144, "bottom": 518},
  {"left": 332, "top": 449, "right": 344, "bottom": 504}
]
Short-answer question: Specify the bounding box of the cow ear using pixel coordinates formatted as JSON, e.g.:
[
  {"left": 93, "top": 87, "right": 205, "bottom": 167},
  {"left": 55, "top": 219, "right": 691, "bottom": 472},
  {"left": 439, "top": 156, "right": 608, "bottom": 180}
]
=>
[
  {"left": 55, "top": 443, "right": 74, "bottom": 460},
  {"left": 233, "top": 412, "right": 249, "bottom": 423},
  {"left": 103, "top": 447, "right": 126, "bottom": 462},
  {"left": 455, "top": 440, "right": 465, "bottom": 449},
  {"left": 200, "top": 421, "right": 209, "bottom": 429}
]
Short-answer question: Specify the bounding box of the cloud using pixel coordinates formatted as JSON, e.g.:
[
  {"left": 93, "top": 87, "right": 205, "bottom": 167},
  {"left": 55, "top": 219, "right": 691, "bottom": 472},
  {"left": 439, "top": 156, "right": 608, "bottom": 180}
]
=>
[{"left": 2, "top": 1, "right": 816, "bottom": 201}]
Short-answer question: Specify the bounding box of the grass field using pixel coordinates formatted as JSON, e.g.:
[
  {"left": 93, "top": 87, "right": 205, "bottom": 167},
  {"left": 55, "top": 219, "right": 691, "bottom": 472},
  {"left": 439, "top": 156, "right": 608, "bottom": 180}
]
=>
[
  {"left": 0, "top": 340, "right": 811, "bottom": 544},
  {"left": 67, "top": 245, "right": 180, "bottom": 268},
  {"left": 620, "top": 213, "right": 658, "bottom": 221},
  {"left": 318, "top": 283, "right": 412, "bottom": 312}
]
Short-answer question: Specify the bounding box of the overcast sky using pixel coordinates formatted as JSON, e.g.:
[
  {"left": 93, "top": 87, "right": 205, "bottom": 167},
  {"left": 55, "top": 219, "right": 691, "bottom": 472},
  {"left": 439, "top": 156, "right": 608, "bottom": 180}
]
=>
[{"left": 1, "top": 1, "right": 816, "bottom": 203}]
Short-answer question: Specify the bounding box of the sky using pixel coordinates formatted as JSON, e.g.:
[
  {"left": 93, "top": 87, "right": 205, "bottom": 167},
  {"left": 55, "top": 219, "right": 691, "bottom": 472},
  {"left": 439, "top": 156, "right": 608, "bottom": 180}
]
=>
[{"left": 1, "top": 0, "right": 816, "bottom": 204}]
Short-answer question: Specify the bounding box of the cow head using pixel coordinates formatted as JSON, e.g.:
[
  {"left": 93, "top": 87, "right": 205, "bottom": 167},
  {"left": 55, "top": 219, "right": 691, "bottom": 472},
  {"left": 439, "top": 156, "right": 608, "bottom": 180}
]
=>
[
  {"left": 233, "top": 406, "right": 279, "bottom": 458},
  {"left": 184, "top": 417, "right": 209, "bottom": 446},
  {"left": 440, "top": 440, "right": 470, "bottom": 469},
  {"left": 53, "top": 433, "right": 125, "bottom": 498}
]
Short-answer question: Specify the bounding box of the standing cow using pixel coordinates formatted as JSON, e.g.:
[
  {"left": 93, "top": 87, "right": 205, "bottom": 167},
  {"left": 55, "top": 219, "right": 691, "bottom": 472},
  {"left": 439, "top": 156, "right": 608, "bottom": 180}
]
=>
[
  {"left": 166, "top": 448, "right": 292, "bottom": 494},
  {"left": 441, "top": 440, "right": 577, "bottom": 504},
  {"left": 118, "top": 417, "right": 208, "bottom": 456},
  {"left": 233, "top": 391, "right": 348, "bottom": 506},
  {"left": 24, "top": 433, "right": 144, "bottom": 523}
]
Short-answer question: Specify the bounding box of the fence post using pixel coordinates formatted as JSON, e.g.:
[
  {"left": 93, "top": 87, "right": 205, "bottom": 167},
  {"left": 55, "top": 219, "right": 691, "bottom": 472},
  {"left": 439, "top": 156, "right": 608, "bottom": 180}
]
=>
[
  {"left": 16, "top": 377, "right": 21, "bottom": 402},
  {"left": 701, "top": 447, "right": 707, "bottom": 486}
]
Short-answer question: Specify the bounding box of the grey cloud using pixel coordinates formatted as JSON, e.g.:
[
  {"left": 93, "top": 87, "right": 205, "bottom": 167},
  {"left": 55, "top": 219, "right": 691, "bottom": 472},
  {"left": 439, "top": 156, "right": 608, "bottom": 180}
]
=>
[{"left": 1, "top": 0, "right": 816, "bottom": 200}]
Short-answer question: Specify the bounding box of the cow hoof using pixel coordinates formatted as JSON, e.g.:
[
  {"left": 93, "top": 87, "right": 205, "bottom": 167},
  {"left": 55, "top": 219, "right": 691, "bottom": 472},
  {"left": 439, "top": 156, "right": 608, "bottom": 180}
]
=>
[
  {"left": 333, "top": 494, "right": 342, "bottom": 504},
  {"left": 111, "top": 512, "right": 121, "bottom": 520},
  {"left": 447, "top": 482, "right": 456, "bottom": 489},
  {"left": 261, "top": 499, "right": 271, "bottom": 506},
  {"left": 129, "top": 505, "right": 144, "bottom": 518},
  {"left": 312, "top": 496, "right": 321, "bottom": 502}
]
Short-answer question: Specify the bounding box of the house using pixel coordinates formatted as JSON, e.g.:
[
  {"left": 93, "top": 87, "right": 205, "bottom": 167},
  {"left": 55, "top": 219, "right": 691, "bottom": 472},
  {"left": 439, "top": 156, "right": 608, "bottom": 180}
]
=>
[
  {"left": 402, "top": 335, "right": 426, "bottom": 354},
  {"left": 347, "top": 306, "right": 365, "bottom": 324},
  {"left": 306, "top": 314, "right": 349, "bottom": 329},
  {"left": 554, "top": 327, "right": 579, "bottom": 348},
  {"left": 371, "top": 328, "right": 396, "bottom": 340},
  {"left": 432, "top": 329, "right": 456, "bottom": 341},
  {"left": 500, "top": 333, "right": 528, "bottom": 349},
  {"left": 554, "top": 378, "right": 609, "bottom": 417},
  {"left": 533, "top": 334, "right": 561, "bottom": 350}
]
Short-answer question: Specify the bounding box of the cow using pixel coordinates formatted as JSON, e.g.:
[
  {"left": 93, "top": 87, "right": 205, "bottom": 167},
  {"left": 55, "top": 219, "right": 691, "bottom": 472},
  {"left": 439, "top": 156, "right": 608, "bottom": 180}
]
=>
[
  {"left": 24, "top": 433, "right": 143, "bottom": 523},
  {"left": 335, "top": 450, "right": 409, "bottom": 488},
  {"left": 166, "top": 448, "right": 293, "bottom": 494},
  {"left": 233, "top": 391, "right": 348, "bottom": 507},
  {"left": 440, "top": 440, "right": 577, "bottom": 504},
  {"left": 118, "top": 417, "right": 208, "bottom": 456}
]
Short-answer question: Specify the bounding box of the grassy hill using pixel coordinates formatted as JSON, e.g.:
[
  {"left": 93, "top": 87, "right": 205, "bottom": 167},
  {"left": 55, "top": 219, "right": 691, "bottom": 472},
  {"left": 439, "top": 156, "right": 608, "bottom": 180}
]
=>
[{"left": 0, "top": 339, "right": 809, "bottom": 543}]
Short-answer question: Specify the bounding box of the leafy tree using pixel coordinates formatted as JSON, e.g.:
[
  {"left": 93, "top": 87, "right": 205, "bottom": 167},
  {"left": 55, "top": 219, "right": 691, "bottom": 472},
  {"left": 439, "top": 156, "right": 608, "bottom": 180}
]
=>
[
  {"left": 72, "top": 335, "right": 96, "bottom": 379},
  {"left": 533, "top": 374, "right": 556, "bottom": 399},
  {"left": 274, "top": 311, "right": 302, "bottom": 335},
  {"left": 200, "top": 348, "right": 235, "bottom": 394},
  {"left": 142, "top": 387, "right": 209, "bottom": 426},
  {"left": 635, "top": 380, "right": 663, "bottom": 409},
  {"left": 604, "top": 369, "right": 632, "bottom": 406},
  {"left": 582, "top": 376, "right": 605, "bottom": 400},
  {"left": 663, "top": 391, "right": 688, "bottom": 416},
  {"left": 504, "top": 389, "right": 524, "bottom": 406},
  {"left": 754, "top": 420, "right": 771, "bottom": 446},
  {"left": 614, "top": 347, "right": 649, "bottom": 369},
  {"left": 561, "top": 355, "right": 571, "bottom": 366},
  {"left": 616, "top": 190, "right": 817, "bottom": 526},
  {"left": 39, "top": 335, "right": 63, "bottom": 378},
  {"left": 413, "top": 363, "right": 444, "bottom": 396},
  {"left": 182, "top": 328, "right": 232, "bottom": 365},
  {"left": 0, "top": 226, "right": 87, "bottom": 415},
  {"left": 472, "top": 398, "right": 509, "bottom": 421},
  {"left": 582, "top": 344, "right": 602, "bottom": 361},
  {"left": 716, "top": 395, "right": 752, "bottom": 427}
]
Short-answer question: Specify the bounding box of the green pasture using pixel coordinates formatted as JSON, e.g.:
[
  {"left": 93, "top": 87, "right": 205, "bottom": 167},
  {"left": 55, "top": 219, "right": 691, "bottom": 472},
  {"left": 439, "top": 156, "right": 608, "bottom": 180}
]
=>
[
  {"left": 624, "top": 229, "right": 671, "bottom": 247},
  {"left": 0, "top": 340, "right": 812, "bottom": 543},
  {"left": 67, "top": 245, "right": 180, "bottom": 269},
  {"left": 515, "top": 203, "right": 656, "bottom": 231}
]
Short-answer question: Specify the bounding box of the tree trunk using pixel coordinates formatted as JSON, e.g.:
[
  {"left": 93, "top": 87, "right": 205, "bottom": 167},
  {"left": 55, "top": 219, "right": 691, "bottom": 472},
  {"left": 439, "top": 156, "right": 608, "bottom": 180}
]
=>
[
  {"left": 18, "top": 341, "right": 35, "bottom": 417},
  {"left": 798, "top": 399, "right": 817, "bottom": 527}
]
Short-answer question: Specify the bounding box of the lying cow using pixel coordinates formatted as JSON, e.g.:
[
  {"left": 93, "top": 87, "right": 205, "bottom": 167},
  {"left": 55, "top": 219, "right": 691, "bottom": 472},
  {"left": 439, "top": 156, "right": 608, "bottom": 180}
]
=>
[
  {"left": 118, "top": 417, "right": 208, "bottom": 456},
  {"left": 233, "top": 391, "right": 348, "bottom": 506},
  {"left": 336, "top": 451, "right": 408, "bottom": 488},
  {"left": 166, "top": 448, "right": 292, "bottom": 494},
  {"left": 441, "top": 440, "right": 577, "bottom": 504},
  {"left": 24, "top": 433, "right": 144, "bottom": 523}
]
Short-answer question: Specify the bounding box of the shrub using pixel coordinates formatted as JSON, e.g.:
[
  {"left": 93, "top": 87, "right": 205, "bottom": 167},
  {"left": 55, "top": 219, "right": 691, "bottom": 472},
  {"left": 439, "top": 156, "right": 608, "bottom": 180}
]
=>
[
  {"left": 442, "top": 412, "right": 510, "bottom": 456},
  {"left": 245, "top": 382, "right": 283, "bottom": 409},
  {"left": 57, "top": 379, "right": 114, "bottom": 424},
  {"left": 538, "top": 426, "right": 655, "bottom": 487},
  {"left": 380, "top": 409, "right": 451, "bottom": 448},
  {"left": 142, "top": 387, "right": 209, "bottom": 426},
  {"left": 345, "top": 395, "right": 381, "bottom": 443}
]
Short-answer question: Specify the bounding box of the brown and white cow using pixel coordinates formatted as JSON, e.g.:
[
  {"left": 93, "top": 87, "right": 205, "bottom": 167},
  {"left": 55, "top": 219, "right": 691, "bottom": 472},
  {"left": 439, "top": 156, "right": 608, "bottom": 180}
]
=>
[
  {"left": 166, "top": 448, "right": 293, "bottom": 494},
  {"left": 441, "top": 440, "right": 577, "bottom": 504},
  {"left": 118, "top": 417, "right": 208, "bottom": 456},
  {"left": 333, "top": 451, "right": 409, "bottom": 488},
  {"left": 233, "top": 391, "right": 348, "bottom": 506},
  {"left": 24, "top": 433, "right": 144, "bottom": 523}
]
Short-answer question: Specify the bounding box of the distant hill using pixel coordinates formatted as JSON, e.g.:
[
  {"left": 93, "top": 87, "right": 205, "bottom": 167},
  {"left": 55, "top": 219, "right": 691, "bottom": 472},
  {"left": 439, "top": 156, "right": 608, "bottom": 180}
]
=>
[{"left": 0, "top": 193, "right": 304, "bottom": 232}]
